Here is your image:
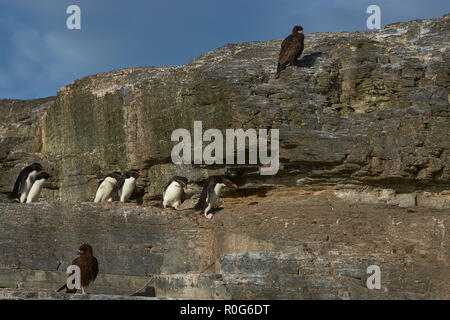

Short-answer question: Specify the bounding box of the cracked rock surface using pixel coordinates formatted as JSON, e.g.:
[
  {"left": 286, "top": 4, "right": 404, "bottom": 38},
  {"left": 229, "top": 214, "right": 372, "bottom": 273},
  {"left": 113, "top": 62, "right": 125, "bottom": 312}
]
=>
[
  {"left": 0, "top": 191, "right": 448, "bottom": 299},
  {"left": 0, "top": 15, "right": 449, "bottom": 299},
  {"left": 0, "top": 14, "right": 448, "bottom": 206}
]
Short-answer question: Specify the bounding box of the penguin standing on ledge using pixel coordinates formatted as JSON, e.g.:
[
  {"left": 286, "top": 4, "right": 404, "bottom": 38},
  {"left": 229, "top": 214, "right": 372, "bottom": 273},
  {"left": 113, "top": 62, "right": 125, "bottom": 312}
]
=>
[
  {"left": 114, "top": 170, "right": 143, "bottom": 203},
  {"left": 8, "top": 163, "right": 44, "bottom": 203},
  {"left": 26, "top": 172, "right": 52, "bottom": 203},
  {"left": 94, "top": 172, "right": 121, "bottom": 203},
  {"left": 194, "top": 175, "right": 238, "bottom": 219},
  {"left": 163, "top": 176, "right": 188, "bottom": 210}
]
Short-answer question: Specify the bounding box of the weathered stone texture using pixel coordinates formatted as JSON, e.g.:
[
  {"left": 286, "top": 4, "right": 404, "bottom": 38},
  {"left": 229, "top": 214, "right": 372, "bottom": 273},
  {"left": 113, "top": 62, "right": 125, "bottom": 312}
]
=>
[
  {"left": 0, "top": 15, "right": 448, "bottom": 205},
  {"left": 0, "top": 289, "right": 160, "bottom": 300},
  {"left": 0, "top": 192, "right": 448, "bottom": 299},
  {"left": 0, "top": 15, "right": 449, "bottom": 300}
]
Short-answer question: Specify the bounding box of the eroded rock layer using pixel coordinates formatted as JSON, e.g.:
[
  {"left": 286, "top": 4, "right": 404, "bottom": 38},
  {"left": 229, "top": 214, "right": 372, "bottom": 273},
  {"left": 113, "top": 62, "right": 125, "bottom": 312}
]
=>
[
  {"left": 0, "top": 15, "right": 448, "bottom": 206},
  {"left": 0, "top": 15, "right": 449, "bottom": 299},
  {"left": 0, "top": 192, "right": 448, "bottom": 299}
]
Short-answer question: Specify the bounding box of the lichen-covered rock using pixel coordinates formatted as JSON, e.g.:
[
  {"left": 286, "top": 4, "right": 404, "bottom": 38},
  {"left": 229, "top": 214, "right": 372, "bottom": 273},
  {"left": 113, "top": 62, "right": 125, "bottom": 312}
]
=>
[
  {"left": 0, "top": 98, "right": 57, "bottom": 201},
  {"left": 0, "top": 289, "right": 162, "bottom": 300},
  {"left": 1, "top": 15, "right": 449, "bottom": 206},
  {"left": 1, "top": 13, "right": 449, "bottom": 301},
  {"left": 0, "top": 192, "right": 448, "bottom": 299}
]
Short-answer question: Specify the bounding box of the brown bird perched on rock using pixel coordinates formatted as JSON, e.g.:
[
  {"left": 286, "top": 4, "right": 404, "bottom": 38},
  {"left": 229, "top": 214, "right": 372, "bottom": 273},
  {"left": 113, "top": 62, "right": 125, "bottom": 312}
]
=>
[
  {"left": 274, "top": 25, "right": 304, "bottom": 79},
  {"left": 57, "top": 243, "right": 99, "bottom": 294}
]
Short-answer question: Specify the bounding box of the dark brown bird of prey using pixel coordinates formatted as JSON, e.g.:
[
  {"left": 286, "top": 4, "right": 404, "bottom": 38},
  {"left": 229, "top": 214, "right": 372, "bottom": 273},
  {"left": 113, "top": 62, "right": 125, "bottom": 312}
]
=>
[
  {"left": 274, "top": 25, "right": 304, "bottom": 79},
  {"left": 57, "top": 243, "right": 99, "bottom": 294}
]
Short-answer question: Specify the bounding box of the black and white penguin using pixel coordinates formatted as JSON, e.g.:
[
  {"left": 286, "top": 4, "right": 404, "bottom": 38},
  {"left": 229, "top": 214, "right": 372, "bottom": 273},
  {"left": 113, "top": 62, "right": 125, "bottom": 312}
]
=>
[
  {"left": 193, "top": 175, "right": 238, "bottom": 219},
  {"left": 8, "top": 163, "right": 44, "bottom": 203},
  {"left": 26, "top": 172, "right": 52, "bottom": 203},
  {"left": 114, "top": 169, "right": 143, "bottom": 203},
  {"left": 94, "top": 172, "right": 122, "bottom": 203},
  {"left": 162, "top": 176, "right": 188, "bottom": 210}
]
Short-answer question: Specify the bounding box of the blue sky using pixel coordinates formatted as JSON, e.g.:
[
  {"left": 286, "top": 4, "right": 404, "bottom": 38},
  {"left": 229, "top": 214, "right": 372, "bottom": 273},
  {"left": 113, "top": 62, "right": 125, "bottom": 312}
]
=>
[{"left": 0, "top": 0, "right": 448, "bottom": 100}]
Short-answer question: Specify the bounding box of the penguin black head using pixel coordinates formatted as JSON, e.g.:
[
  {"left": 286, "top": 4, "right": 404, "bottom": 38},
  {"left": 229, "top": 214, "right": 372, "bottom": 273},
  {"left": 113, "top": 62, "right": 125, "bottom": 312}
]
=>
[
  {"left": 107, "top": 172, "right": 122, "bottom": 180},
  {"left": 30, "top": 163, "right": 44, "bottom": 172},
  {"left": 35, "top": 172, "right": 52, "bottom": 181},
  {"left": 173, "top": 176, "right": 188, "bottom": 189},
  {"left": 292, "top": 25, "right": 303, "bottom": 34},
  {"left": 127, "top": 169, "right": 143, "bottom": 179},
  {"left": 217, "top": 175, "right": 238, "bottom": 190}
]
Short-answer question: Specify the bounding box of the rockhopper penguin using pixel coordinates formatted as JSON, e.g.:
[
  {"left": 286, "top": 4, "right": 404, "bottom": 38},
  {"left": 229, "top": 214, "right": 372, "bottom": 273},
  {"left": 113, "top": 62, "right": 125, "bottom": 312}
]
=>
[
  {"left": 162, "top": 176, "right": 188, "bottom": 210},
  {"left": 8, "top": 162, "right": 44, "bottom": 203},
  {"left": 94, "top": 172, "right": 122, "bottom": 203},
  {"left": 194, "top": 175, "right": 238, "bottom": 219},
  {"left": 26, "top": 171, "right": 52, "bottom": 203},
  {"left": 114, "top": 170, "right": 143, "bottom": 203}
]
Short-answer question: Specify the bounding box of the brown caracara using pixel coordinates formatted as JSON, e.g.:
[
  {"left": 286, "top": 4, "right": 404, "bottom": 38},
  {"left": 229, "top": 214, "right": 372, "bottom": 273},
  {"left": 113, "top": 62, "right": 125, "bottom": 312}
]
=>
[
  {"left": 274, "top": 25, "right": 304, "bottom": 79},
  {"left": 57, "top": 243, "right": 99, "bottom": 294}
]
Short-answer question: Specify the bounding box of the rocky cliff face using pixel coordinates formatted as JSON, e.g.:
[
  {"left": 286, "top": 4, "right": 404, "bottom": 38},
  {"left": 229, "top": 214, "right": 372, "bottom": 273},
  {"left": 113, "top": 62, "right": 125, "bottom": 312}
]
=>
[
  {"left": 1, "top": 15, "right": 449, "bottom": 206},
  {"left": 0, "top": 192, "right": 448, "bottom": 299},
  {"left": 0, "top": 15, "right": 449, "bottom": 299},
  {"left": 0, "top": 97, "right": 56, "bottom": 202}
]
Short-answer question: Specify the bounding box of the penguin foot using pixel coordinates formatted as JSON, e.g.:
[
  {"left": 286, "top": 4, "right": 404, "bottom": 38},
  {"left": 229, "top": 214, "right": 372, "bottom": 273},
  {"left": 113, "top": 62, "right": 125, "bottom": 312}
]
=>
[{"left": 205, "top": 213, "right": 213, "bottom": 219}]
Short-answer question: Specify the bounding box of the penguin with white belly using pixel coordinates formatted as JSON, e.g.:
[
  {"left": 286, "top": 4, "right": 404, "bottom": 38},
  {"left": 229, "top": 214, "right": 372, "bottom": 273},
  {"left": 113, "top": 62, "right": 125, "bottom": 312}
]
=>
[
  {"left": 193, "top": 175, "right": 238, "bottom": 219},
  {"left": 9, "top": 163, "right": 45, "bottom": 203},
  {"left": 114, "top": 170, "right": 143, "bottom": 203},
  {"left": 94, "top": 172, "right": 122, "bottom": 203},
  {"left": 26, "top": 172, "right": 52, "bottom": 203},
  {"left": 162, "top": 176, "right": 188, "bottom": 210}
]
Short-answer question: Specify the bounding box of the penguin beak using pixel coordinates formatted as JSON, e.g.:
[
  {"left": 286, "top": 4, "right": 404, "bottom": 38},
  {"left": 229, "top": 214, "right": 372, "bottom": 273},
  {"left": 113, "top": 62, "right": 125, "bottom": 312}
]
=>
[{"left": 232, "top": 184, "right": 238, "bottom": 189}]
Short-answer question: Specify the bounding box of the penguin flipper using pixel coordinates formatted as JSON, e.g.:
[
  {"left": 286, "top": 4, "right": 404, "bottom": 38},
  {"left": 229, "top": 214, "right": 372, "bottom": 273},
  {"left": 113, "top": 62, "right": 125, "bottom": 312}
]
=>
[
  {"left": 113, "top": 176, "right": 125, "bottom": 201},
  {"left": 193, "top": 180, "right": 208, "bottom": 211},
  {"left": 97, "top": 178, "right": 105, "bottom": 189},
  {"left": 9, "top": 169, "right": 28, "bottom": 199},
  {"left": 181, "top": 189, "right": 186, "bottom": 204},
  {"left": 116, "top": 176, "right": 125, "bottom": 193},
  {"left": 205, "top": 183, "right": 216, "bottom": 205},
  {"left": 113, "top": 189, "right": 121, "bottom": 202},
  {"left": 193, "top": 177, "right": 214, "bottom": 211}
]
